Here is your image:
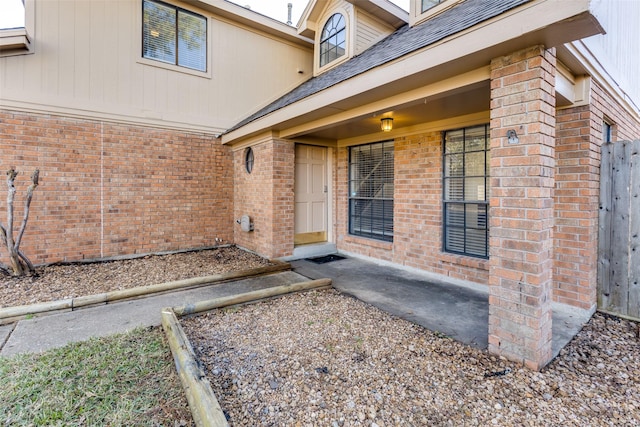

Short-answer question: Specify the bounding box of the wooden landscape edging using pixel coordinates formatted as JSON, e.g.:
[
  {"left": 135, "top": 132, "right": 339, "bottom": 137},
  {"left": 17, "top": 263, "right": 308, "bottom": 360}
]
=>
[
  {"left": 0, "top": 260, "right": 290, "bottom": 324},
  {"left": 162, "top": 278, "right": 332, "bottom": 427},
  {"left": 162, "top": 308, "right": 229, "bottom": 427}
]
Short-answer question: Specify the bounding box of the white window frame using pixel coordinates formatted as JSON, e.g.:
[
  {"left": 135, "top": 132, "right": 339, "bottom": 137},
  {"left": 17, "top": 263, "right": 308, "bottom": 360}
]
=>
[
  {"left": 348, "top": 140, "right": 395, "bottom": 242},
  {"left": 319, "top": 13, "right": 346, "bottom": 68},
  {"left": 137, "top": 0, "right": 212, "bottom": 78},
  {"left": 410, "top": 0, "right": 465, "bottom": 27},
  {"left": 315, "top": 7, "right": 351, "bottom": 75}
]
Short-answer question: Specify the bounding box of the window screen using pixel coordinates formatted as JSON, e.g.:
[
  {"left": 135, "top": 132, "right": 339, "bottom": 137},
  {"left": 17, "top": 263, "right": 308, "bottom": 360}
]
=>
[
  {"left": 443, "top": 125, "right": 489, "bottom": 258},
  {"left": 349, "top": 141, "right": 394, "bottom": 242},
  {"left": 143, "top": 0, "right": 206, "bottom": 72}
]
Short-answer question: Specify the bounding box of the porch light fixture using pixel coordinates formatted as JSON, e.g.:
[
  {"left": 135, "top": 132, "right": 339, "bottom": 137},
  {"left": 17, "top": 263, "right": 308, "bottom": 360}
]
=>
[
  {"left": 507, "top": 129, "right": 519, "bottom": 144},
  {"left": 380, "top": 117, "right": 394, "bottom": 132}
]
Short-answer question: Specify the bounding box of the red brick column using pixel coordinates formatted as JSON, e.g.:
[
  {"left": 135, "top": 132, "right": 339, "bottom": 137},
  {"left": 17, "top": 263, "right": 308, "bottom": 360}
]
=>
[
  {"left": 489, "top": 46, "right": 556, "bottom": 370},
  {"left": 233, "top": 138, "right": 294, "bottom": 259},
  {"left": 554, "top": 105, "right": 598, "bottom": 309},
  {"left": 271, "top": 139, "right": 295, "bottom": 258}
]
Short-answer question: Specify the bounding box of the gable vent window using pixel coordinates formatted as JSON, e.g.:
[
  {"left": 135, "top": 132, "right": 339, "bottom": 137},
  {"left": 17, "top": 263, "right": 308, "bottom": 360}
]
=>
[
  {"left": 349, "top": 141, "right": 394, "bottom": 242},
  {"left": 319, "top": 13, "right": 346, "bottom": 67},
  {"left": 443, "top": 124, "right": 490, "bottom": 258},
  {"left": 143, "top": 0, "right": 207, "bottom": 72}
]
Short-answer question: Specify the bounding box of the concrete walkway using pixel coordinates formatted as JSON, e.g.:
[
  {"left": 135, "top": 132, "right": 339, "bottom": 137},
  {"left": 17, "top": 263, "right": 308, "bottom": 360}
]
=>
[
  {"left": 0, "top": 254, "right": 592, "bottom": 359},
  {"left": 0, "top": 271, "right": 308, "bottom": 356}
]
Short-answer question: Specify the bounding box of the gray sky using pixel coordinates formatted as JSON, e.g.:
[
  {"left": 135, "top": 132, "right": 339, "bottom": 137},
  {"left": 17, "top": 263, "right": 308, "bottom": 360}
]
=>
[
  {"left": 0, "top": 0, "right": 410, "bottom": 29},
  {"left": 0, "top": 0, "right": 24, "bottom": 29}
]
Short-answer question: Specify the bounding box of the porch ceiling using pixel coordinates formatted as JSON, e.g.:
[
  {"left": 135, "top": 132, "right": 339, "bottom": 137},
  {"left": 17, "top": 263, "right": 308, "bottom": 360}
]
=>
[{"left": 285, "top": 82, "right": 491, "bottom": 142}]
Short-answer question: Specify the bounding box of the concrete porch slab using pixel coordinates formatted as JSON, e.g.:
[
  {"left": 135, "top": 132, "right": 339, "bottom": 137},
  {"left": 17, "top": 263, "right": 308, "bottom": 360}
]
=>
[
  {"left": 282, "top": 243, "right": 338, "bottom": 261},
  {"left": 552, "top": 302, "right": 594, "bottom": 357},
  {"left": 291, "top": 256, "right": 490, "bottom": 348},
  {"left": 291, "top": 255, "right": 592, "bottom": 357}
]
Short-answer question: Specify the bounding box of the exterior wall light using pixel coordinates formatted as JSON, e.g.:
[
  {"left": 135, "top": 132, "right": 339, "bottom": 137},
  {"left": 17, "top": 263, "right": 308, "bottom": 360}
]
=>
[{"left": 380, "top": 117, "right": 394, "bottom": 132}]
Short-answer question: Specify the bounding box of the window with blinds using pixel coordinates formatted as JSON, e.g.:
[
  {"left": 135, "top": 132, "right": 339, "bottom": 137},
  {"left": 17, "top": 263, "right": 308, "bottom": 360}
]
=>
[
  {"left": 349, "top": 141, "right": 394, "bottom": 242},
  {"left": 443, "top": 125, "right": 490, "bottom": 258},
  {"left": 142, "top": 0, "right": 206, "bottom": 72}
]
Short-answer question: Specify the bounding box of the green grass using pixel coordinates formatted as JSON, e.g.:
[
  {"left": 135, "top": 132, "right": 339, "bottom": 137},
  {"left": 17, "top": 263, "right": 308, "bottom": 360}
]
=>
[{"left": 0, "top": 326, "right": 192, "bottom": 426}]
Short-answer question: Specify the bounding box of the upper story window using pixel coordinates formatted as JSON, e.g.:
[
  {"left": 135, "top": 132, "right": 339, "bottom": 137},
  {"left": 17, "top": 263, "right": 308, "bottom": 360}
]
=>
[
  {"left": 0, "top": 0, "right": 25, "bottom": 29},
  {"left": 319, "top": 13, "right": 346, "bottom": 68},
  {"left": 421, "top": 0, "right": 444, "bottom": 12},
  {"left": 411, "top": 0, "right": 462, "bottom": 27},
  {"left": 0, "top": 0, "right": 34, "bottom": 56},
  {"left": 142, "top": 0, "right": 207, "bottom": 72}
]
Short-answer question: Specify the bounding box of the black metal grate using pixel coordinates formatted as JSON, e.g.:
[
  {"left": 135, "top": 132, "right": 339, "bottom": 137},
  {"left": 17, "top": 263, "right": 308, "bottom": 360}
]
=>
[{"left": 306, "top": 254, "right": 346, "bottom": 264}]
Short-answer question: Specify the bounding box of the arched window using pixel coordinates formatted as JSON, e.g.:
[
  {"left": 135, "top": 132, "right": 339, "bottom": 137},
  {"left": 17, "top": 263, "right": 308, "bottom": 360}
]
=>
[{"left": 319, "top": 13, "right": 346, "bottom": 67}]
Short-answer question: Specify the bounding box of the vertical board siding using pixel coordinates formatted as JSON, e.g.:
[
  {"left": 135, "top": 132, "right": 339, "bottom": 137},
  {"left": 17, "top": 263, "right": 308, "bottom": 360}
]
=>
[
  {"left": 355, "top": 10, "right": 395, "bottom": 55},
  {"left": 598, "top": 140, "right": 640, "bottom": 320},
  {"left": 584, "top": 1, "right": 640, "bottom": 108},
  {"left": 0, "top": 0, "right": 312, "bottom": 133}
]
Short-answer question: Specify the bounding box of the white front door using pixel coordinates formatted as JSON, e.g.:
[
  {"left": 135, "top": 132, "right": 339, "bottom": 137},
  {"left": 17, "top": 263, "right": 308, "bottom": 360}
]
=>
[{"left": 294, "top": 144, "right": 328, "bottom": 245}]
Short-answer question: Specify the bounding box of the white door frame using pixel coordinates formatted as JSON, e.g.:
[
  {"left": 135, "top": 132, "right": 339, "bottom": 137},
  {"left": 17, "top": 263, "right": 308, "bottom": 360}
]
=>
[{"left": 294, "top": 143, "right": 333, "bottom": 245}]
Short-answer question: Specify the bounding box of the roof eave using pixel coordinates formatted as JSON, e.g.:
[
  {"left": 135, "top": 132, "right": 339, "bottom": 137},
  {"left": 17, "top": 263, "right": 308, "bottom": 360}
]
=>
[
  {"left": 298, "top": 0, "right": 409, "bottom": 39},
  {"left": 222, "top": 0, "right": 604, "bottom": 145},
  {"left": 184, "top": 0, "right": 313, "bottom": 46},
  {"left": 345, "top": 0, "right": 409, "bottom": 28}
]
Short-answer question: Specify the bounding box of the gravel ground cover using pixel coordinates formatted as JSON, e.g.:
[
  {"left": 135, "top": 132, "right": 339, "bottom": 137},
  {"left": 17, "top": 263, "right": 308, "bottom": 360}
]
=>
[
  {"left": 183, "top": 289, "right": 640, "bottom": 427},
  {"left": 0, "top": 246, "right": 272, "bottom": 308}
]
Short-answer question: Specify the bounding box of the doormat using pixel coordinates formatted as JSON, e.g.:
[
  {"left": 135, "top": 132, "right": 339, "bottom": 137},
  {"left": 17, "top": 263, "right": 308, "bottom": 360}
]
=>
[{"left": 306, "top": 254, "right": 346, "bottom": 264}]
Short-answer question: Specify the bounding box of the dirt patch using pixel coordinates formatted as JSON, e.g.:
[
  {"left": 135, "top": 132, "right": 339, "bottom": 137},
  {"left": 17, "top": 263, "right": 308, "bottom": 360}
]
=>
[
  {"left": 183, "top": 289, "right": 640, "bottom": 426},
  {"left": 0, "top": 246, "right": 272, "bottom": 308}
]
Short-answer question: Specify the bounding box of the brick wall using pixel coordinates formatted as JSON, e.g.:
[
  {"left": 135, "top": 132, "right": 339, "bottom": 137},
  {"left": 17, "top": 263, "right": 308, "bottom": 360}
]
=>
[
  {"left": 335, "top": 132, "right": 489, "bottom": 284},
  {"left": 553, "top": 81, "right": 640, "bottom": 309},
  {"left": 271, "top": 140, "right": 296, "bottom": 257},
  {"left": 0, "top": 110, "right": 233, "bottom": 266},
  {"left": 233, "top": 138, "right": 294, "bottom": 259},
  {"left": 591, "top": 82, "right": 640, "bottom": 141},
  {"left": 488, "top": 46, "right": 556, "bottom": 370}
]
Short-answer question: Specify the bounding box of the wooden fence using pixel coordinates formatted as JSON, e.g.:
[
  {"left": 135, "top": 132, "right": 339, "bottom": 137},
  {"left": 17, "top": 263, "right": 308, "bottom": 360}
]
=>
[{"left": 598, "top": 139, "right": 640, "bottom": 320}]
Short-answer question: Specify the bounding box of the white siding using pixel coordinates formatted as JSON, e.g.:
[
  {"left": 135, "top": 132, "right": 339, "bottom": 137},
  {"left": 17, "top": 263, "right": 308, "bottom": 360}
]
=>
[
  {"left": 0, "top": 0, "right": 313, "bottom": 133},
  {"left": 355, "top": 10, "right": 395, "bottom": 55},
  {"left": 585, "top": 0, "right": 640, "bottom": 110}
]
